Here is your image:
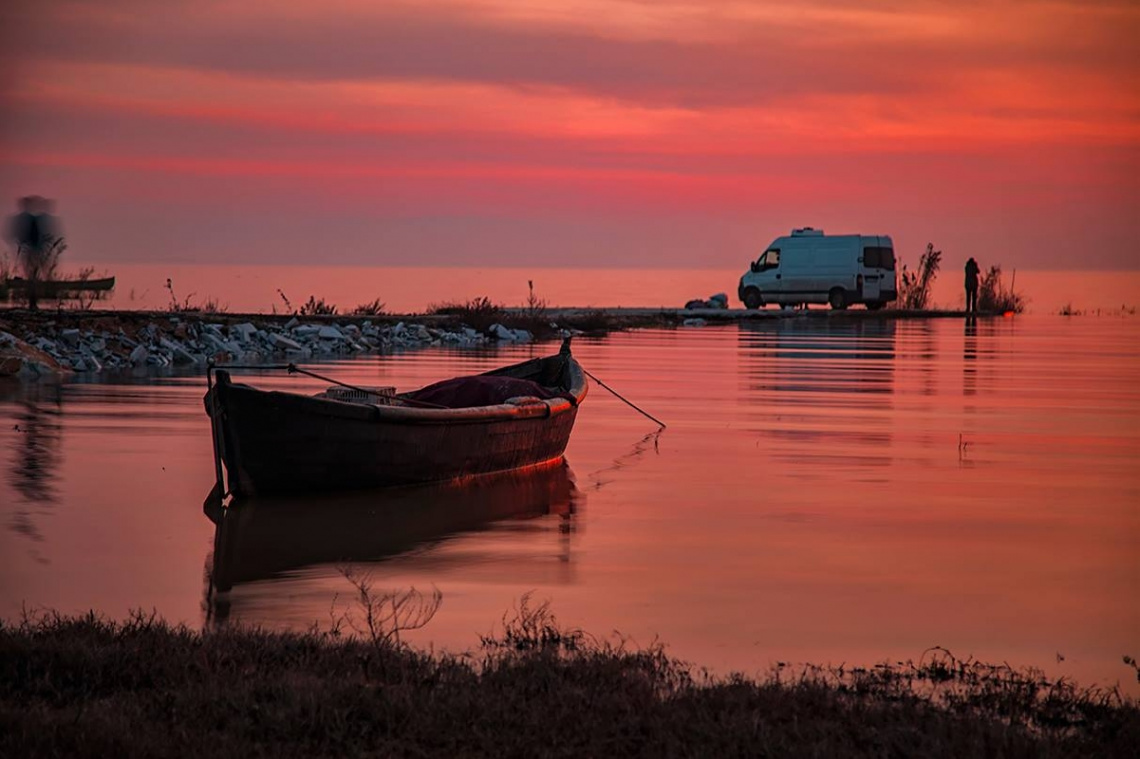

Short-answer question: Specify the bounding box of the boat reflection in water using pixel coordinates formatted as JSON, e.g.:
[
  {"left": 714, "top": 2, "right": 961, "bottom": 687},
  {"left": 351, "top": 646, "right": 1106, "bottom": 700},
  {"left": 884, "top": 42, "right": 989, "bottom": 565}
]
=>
[{"left": 206, "top": 461, "right": 580, "bottom": 623}]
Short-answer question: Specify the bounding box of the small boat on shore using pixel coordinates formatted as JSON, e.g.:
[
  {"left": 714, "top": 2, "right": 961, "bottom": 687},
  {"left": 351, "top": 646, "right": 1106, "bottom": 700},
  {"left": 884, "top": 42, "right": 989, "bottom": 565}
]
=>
[
  {"left": 204, "top": 339, "right": 587, "bottom": 499},
  {"left": 2, "top": 276, "right": 116, "bottom": 297}
]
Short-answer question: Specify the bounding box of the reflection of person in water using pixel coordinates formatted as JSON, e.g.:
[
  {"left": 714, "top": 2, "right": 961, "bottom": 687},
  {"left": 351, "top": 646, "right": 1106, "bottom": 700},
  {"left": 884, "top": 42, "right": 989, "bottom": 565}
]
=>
[
  {"left": 963, "top": 317, "right": 978, "bottom": 397},
  {"left": 5, "top": 385, "right": 64, "bottom": 547},
  {"left": 9, "top": 392, "right": 62, "bottom": 504},
  {"left": 964, "top": 257, "right": 980, "bottom": 314}
]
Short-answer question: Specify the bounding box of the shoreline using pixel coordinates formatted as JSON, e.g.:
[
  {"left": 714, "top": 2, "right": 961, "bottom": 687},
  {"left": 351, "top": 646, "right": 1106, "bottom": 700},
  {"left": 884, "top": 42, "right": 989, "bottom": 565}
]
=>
[{"left": 2, "top": 305, "right": 1000, "bottom": 379}]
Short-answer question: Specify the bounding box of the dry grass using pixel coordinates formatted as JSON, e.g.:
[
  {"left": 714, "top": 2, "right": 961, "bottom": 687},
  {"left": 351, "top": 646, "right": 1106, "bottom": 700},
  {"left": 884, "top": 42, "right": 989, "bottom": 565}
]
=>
[{"left": 2, "top": 608, "right": 1136, "bottom": 758}]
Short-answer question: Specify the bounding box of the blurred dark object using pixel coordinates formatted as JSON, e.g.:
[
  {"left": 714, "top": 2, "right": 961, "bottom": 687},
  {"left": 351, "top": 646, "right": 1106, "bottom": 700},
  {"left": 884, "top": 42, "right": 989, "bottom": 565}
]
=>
[{"left": 5, "top": 196, "right": 64, "bottom": 310}]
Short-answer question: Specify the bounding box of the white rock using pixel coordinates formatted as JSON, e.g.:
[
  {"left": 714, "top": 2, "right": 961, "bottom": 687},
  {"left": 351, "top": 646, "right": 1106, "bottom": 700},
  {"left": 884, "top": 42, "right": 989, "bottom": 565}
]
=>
[
  {"left": 60, "top": 329, "right": 81, "bottom": 346},
  {"left": 160, "top": 337, "right": 198, "bottom": 365},
  {"left": 231, "top": 323, "right": 257, "bottom": 343},
  {"left": 682, "top": 318, "right": 707, "bottom": 327},
  {"left": 293, "top": 325, "right": 321, "bottom": 339},
  {"left": 283, "top": 317, "right": 299, "bottom": 330},
  {"left": 317, "top": 325, "right": 344, "bottom": 340},
  {"left": 129, "top": 345, "right": 149, "bottom": 365},
  {"left": 270, "top": 333, "right": 303, "bottom": 351}
]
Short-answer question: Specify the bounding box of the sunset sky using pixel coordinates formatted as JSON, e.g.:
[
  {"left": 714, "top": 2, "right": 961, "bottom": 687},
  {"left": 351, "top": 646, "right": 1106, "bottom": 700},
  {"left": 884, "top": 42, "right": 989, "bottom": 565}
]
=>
[{"left": 1, "top": 0, "right": 1138, "bottom": 270}]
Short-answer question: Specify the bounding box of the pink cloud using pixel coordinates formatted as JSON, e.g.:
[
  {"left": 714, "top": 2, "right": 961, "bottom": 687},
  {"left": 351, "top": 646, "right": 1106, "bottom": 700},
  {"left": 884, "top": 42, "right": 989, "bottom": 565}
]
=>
[{"left": 0, "top": 0, "right": 1137, "bottom": 269}]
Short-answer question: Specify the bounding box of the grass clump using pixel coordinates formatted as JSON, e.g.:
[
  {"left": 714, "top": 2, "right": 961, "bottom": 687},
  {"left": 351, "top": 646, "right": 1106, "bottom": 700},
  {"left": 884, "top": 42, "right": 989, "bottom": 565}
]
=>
[
  {"left": 163, "top": 278, "right": 226, "bottom": 314},
  {"left": 350, "top": 298, "right": 385, "bottom": 316},
  {"left": 2, "top": 608, "right": 1137, "bottom": 758},
  {"left": 299, "top": 295, "right": 338, "bottom": 316},
  {"left": 979, "top": 265, "right": 1027, "bottom": 313},
  {"left": 428, "top": 295, "right": 506, "bottom": 333}
]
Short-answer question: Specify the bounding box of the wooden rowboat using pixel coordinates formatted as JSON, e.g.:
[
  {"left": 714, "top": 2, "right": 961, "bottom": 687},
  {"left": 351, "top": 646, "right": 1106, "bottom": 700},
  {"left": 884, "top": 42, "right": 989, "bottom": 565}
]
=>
[
  {"left": 2, "top": 276, "right": 116, "bottom": 296},
  {"left": 204, "top": 339, "right": 587, "bottom": 499}
]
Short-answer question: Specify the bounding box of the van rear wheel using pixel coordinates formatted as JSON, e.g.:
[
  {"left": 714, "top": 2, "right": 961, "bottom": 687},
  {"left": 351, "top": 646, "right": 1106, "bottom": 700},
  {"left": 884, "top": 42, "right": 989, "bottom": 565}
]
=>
[
  {"left": 742, "top": 289, "right": 763, "bottom": 310},
  {"left": 828, "top": 288, "right": 848, "bottom": 310}
]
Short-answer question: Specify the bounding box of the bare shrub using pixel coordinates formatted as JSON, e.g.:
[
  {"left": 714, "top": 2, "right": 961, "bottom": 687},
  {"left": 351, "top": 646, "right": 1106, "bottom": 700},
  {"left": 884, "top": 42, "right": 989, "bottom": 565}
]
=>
[
  {"left": 897, "top": 243, "right": 941, "bottom": 310},
  {"left": 72, "top": 267, "right": 110, "bottom": 311},
  {"left": 200, "top": 297, "right": 228, "bottom": 314},
  {"left": 337, "top": 565, "right": 441, "bottom": 647},
  {"left": 164, "top": 278, "right": 223, "bottom": 313},
  {"left": 524, "top": 280, "right": 547, "bottom": 319}
]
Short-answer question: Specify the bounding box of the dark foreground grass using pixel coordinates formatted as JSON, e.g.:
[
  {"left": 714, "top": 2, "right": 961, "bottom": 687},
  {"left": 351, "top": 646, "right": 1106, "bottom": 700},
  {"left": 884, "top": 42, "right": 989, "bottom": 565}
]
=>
[{"left": 2, "top": 606, "right": 1136, "bottom": 758}]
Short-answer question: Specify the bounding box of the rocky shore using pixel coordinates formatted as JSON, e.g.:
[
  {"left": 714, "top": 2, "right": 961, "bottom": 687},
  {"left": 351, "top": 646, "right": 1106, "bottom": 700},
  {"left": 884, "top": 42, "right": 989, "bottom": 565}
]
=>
[
  {"left": 1, "top": 304, "right": 992, "bottom": 379},
  {"left": 0, "top": 311, "right": 536, "bottom": 378}
]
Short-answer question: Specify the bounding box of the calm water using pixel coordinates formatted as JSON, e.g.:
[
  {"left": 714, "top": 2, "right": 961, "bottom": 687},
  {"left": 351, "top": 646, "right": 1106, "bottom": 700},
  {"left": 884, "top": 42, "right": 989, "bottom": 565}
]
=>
[{"left": 2, "top": 317, "right": 1138, "bottom": 691}]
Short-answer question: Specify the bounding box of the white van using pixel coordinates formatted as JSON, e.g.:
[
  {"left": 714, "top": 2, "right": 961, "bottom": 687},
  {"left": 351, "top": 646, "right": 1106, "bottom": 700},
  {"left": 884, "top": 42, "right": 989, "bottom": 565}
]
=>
[{"left": 737, "top": 228, "right": 898, "bottom": 310}]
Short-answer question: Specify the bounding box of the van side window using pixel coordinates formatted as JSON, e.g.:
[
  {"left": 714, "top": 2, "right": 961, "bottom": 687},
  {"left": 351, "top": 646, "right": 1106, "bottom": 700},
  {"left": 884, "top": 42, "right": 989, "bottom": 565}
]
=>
[{"left": 863, "top": 247, "right": 895, "bottom": 270}]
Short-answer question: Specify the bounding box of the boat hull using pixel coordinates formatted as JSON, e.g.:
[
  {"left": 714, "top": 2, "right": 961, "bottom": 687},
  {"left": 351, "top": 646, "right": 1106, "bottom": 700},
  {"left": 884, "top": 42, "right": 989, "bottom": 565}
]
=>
[
  {"left": 2, "top": 276, "right": 116, "bottom": 296},
  {"left": 206, "top": 348, "right": 586, "bottom": 496}
]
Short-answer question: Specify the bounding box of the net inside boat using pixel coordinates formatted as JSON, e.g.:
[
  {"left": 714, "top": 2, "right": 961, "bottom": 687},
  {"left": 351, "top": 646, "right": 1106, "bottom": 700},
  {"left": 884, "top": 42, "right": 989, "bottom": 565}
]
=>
[{"left": 319, "top": 386, "right": 397, "bottom": 405}]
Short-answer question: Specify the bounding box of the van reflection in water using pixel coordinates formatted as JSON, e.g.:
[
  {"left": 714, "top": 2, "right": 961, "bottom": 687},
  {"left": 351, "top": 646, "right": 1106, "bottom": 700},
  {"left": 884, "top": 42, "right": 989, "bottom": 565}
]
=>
[
  {"left": 206, "top": 462, "right": 581, "bottom": 625},
  {"left": 737, "top": 320, "right": 896, "bottom": 473}
]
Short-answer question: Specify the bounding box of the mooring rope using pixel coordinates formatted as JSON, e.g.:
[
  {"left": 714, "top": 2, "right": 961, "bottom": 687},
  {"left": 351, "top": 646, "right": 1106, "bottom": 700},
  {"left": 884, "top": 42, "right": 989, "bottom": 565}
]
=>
[{"left": 582, "top": 368, "right": 666, "bottom": 429}]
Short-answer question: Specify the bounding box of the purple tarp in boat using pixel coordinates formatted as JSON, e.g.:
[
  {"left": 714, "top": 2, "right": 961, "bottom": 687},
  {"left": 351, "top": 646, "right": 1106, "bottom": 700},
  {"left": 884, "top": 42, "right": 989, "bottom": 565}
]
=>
[{"left": 405, "top": 375, "right": 572, "bottom": 409}]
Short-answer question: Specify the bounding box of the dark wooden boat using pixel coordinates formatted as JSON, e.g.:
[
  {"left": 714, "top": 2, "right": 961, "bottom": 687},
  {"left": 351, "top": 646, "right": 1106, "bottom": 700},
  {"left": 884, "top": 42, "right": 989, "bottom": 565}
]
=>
[
  {"left": 209, "top": 461, "right": 577, "bottom": 593},
  {"left": 2, "top": 276, "right": 116, "bottom": 296},
  {"left": 204, "top": 339, "right": 587, "bottom": 498}
]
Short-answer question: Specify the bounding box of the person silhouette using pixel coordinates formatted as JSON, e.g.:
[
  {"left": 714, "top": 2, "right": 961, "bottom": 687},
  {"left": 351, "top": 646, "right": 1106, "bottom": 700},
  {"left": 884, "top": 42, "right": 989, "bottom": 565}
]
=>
[{"left": 964, "top": 257, "right": 980, "bottom": 314}]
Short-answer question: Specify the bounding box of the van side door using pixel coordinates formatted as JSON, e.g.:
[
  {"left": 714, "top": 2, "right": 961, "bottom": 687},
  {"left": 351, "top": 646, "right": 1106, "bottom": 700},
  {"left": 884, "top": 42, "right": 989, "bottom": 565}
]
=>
[{"left": 861, "top": 239, "right": 886, "bottom": 300}]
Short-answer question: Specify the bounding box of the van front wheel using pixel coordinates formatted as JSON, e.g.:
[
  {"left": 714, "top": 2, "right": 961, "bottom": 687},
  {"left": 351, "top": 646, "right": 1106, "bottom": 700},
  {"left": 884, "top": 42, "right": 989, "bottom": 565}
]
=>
[
  {"left": 742, "top": 289, "right": 764, "bottom": 310},
  {"left": 828, "top": 288, "right": 849, "bottom": 310}
]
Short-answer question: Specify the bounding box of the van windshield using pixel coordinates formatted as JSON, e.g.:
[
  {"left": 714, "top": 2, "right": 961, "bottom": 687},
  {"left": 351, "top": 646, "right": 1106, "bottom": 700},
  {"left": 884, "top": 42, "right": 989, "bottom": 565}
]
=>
[{"left": 863, "top": 246, "right": 895, "bottom": 270}]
